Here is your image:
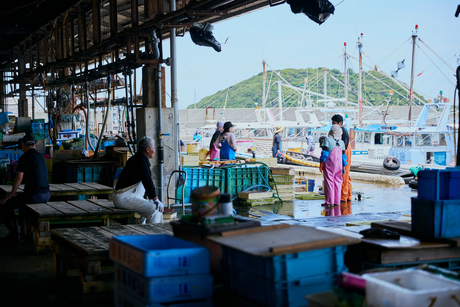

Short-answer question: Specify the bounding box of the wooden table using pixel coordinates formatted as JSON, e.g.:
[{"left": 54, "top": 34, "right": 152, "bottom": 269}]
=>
[
  {"left": 24, "top": 199, "right": 137, "bottom": 253},
  {"left": 50, "top": 224, "right": 173, "bottom": 294},
  {"left": 0, "top": 182, "right": 113, "bottom": 197},
  {"left": 340, "top": 222, "right": 460, "bottom": 272}
]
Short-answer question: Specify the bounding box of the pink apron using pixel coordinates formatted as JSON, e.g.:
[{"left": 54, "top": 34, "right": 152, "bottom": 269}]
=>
[
  {"left": 323, "top": 146, "right": 343, "bottom": 209},
  {"left": 209, "top": 144, "right": 220, "bottom": 161}
]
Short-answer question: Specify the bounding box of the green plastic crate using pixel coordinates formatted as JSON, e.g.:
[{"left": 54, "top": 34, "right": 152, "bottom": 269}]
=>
[
  {"left": 177, "top": 167, "right": 226, "bottom": 203},
  {"left": 225, "top": 165, "right": 270, "bottom": 198}
]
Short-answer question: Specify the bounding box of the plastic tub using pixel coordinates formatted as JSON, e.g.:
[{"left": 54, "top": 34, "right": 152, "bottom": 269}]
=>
[
  {"left": 109, "top": 235, "right": 210, "bottom": 277},
  {"left": 363, "top": 269, "right": 460, "bottom": 307},
  {"left": 114, "top": 264, "right": 213, "bottom": 304}
]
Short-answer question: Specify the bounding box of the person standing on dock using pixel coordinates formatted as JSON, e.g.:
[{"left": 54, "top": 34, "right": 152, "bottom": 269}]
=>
[
  {"left": 208, "top": 121, "right": 223, "bottom": 161},
  {"left": 272, "top": 127, "right": 283, "bottom": 157},
  {"left": 112, "top": 137, "right": 164, "bottom": 224},
  {"left": 216, "top": 121, "right": 237, "bottom": 160},
  {"left": 331, "top": 114, "right": 352, "bottom": 215},
  {"left": 319, "top": 125, "right": 346, "bottom": 216}
]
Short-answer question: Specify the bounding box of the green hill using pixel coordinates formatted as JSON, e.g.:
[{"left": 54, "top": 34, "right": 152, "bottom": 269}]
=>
[{"left": 189, "top": 67, "right": 427, "bottom": 109}]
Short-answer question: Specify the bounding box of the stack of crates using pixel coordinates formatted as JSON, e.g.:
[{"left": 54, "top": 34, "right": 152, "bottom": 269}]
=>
[
  {"left": 31, "top": 119, "right": 48, "bottom": 140},
  {"left": 412, "top": 169, "right": 460, "bottom": 238},
  {"left": 110, "top": 234, "right": 214, "bottom": 307},
  {"left": 220, "top": 244, "right": 348, "bottom": 307}
]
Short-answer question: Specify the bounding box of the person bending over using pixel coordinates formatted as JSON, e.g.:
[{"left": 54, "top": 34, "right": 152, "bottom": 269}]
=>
[{"left": 112, "top": 137, "right": 164, "bottom": 224}]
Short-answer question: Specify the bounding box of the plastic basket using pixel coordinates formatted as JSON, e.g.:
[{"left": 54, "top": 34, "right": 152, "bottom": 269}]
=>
[
  {"left": 113, "top": 286, "right": 214, "bottom": 307},
  {"left": 0, "top": 149, "right": 23, "bottom": 163},
  {"left": 411, "top": 197, "right": 460, "bottom": 238},
  {"left": 225, "top": 165, "right": 270, "bottom": 198},
  {"left": 225, "top": 266, "right": 338, "bottom": 307},
  {"left": 109, "top": 235, "right": 210, "bottom": 277},
  {"left": 64, "top": 160, "right": 116, "bottom": 184},
  {"left": 176, "top": 167, "right": 226, "bottom": 204},
  {"left": 220, "top": 245, "right": 347, "bottom": 282}
]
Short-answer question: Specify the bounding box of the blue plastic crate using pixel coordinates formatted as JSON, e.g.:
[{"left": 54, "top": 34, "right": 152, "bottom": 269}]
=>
[
  {"left": 418, "top": 169, "right": 460, "bottom": 201},
  {"left": 225, "top": 266, "right": 338, "bottom": 307},
  {"left": 220, "top": 245, "right": 347, "bottom": 282},
  {"left": 114, "top": 264, "right": 213, "bottom": 304},
  {"left": 114, "top": 287, "right": 214, "bottom": 307},
  {"left": 225, "top": 165, "right": 270, "bottom": 198},
  {"left": 176, "top": 167, "right": 226, "bottom": 203},
  {"left": 411, "top": 197, "right": 460, "bottom": 238},
  {"left": 0, "top": 149, "right": 23, "bottom": 162},
  {"left": 109, "top": 235, "right": 210, "bottom": 277}
]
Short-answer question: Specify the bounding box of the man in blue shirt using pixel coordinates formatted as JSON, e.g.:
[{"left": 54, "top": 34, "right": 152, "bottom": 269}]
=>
[{"left": 0, "top": 134, "right": 50, "bottom": 245}]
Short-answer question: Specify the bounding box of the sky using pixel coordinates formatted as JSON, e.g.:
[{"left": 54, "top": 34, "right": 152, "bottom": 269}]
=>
[{"left": 151, "top": 0, "right": 460, "bottom": 109}]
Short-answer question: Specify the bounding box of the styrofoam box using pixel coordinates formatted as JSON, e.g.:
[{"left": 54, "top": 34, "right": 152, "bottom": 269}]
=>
[
  {"left": 114, "top": 286, "right": 214, "bottom": 307},
  {"left": 363, "top": 269, "right": 460, "bottom": 307},
  {"left": 110, "top": 235, "right": 210, "bottom": 277},
  {"left": 114, "top": 264, "right": 213, "bottom": 304}
]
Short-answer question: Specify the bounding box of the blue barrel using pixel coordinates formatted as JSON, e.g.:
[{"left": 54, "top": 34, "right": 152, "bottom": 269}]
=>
[{"left": 308, "top": 179, "right": 315, "bottom": 192}]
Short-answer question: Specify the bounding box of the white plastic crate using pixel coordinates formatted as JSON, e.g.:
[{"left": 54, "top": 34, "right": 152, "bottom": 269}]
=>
[
  {"left": 57, "top": 130, "right": 79, "bottom": 140},
  {"left": 114, "top": 264, "right": 213, "bottom": 304},
  {"left": 363, "top": 269, "right": 460, "bottom": 307},
  {"left": 109, "top": 235, "right": 210, "bottom": 277},
  {"left": 114, "top": 286, "right": 214, "bottom": 307}
]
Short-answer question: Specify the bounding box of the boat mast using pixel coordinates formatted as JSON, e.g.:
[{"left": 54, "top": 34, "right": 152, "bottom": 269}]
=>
[
  {"left": 344, "top": 42, "right": 348, "bottom": 108},
  {"left": 323, "top": 67, "right": 327, "bottom": 107},
  {"left": 408, "top": 25, "right": 418, "bottom": 126},
  {"left": 358, "top": 33, "right": 363, "bottom": 127},
  {"left": 262, "top": 60, "right": 266, "bottom": 108},
  {"left": 278, "top": 80, "right": 283, "bottom": 121}
]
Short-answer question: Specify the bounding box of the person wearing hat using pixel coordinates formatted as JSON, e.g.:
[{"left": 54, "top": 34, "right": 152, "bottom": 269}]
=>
[
  {"left": 215, "top": 121, "right": 237, "bottom": 160},
  {"left": 331, "top": 114, "right": 352, "bottom": 215},
  {"left": 208, "top": 121, "right": 223, "bottom": 161},
  {"left": 272, "top": 127, "right": 283, "bottom": 157},
  {"left": 0, "top": 134, "right": 50, "bottom": 244}
]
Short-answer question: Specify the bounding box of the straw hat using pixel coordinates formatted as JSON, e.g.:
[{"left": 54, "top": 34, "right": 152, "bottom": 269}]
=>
[{"left": 274, "top": 126, "right": 284, "bottom": 133}]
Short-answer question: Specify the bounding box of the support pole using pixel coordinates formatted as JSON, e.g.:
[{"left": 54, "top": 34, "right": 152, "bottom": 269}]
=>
[
  {"left": 157, "top": 64, "right": 164, "bottom": 201},
  {"left": 170, "top": 0, "right": 179, "bottom": 171},
  {"left": 323, "top": 67, "right": 327, "bottom": 107},
  {"left": 262, "top": 60, "right": 266, "bottom": 108}
]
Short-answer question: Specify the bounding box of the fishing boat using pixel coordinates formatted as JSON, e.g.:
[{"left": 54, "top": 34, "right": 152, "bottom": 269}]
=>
[{"left": 386, "top": 102, "right": 455, "bottom": 167}]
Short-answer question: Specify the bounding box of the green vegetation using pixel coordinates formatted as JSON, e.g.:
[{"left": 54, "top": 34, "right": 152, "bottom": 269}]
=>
[{"left": 188, "top": 67, "right": 428, "bottom": 109}]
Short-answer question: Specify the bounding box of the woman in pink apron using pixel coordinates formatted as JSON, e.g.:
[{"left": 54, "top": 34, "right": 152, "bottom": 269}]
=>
[
  {"left": 319, "top": 125, "right": 347, "bottom": 216},
  {"left": 208, "top": 121, "right": 223, "bottom": 161}
]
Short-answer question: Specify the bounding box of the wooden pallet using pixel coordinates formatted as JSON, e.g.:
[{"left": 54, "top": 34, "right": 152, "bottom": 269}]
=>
[{"left": 50, "top": 224, "right": 173, "bottom": 294}]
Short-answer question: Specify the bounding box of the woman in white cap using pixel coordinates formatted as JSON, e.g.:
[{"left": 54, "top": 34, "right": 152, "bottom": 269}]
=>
[
  {"left": 216, "top": 121, "right": 237, "bottom": 160},
  {"left": 319, "top": 124, "right": 347, "bottom": 216},
  {"left": 208, "top": 121, "right": 223, "bottom": 161}
]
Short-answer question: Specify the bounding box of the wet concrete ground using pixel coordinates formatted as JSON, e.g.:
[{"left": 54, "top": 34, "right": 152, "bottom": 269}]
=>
[
  {"left": 0, "top": 177, "right": 416, "bottom": 305},
  {"left": 239, "top": 173, "right": 415, "bottom": 227}
]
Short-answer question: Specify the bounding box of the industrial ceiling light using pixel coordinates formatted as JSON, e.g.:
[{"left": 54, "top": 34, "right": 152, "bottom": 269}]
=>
[
  {"left": 286, "top": 0, "right": 335, "bottom": 25},
  {"left": 189, "top": 22, "right": 221, "bottom": 52}
]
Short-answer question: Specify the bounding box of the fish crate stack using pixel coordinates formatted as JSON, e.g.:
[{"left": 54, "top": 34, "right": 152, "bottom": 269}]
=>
[
  {"left": 181, "top": 154, "right": 199, "bottom": 166},
  {"left": 110, "top": 235, "right": 214, "bottom": 307},
  {"left": 238, "top": 191, "right": 276, "bottom": 206},
  {"left": 269, "top": 166, "right": 295, "bottom": 201}
]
